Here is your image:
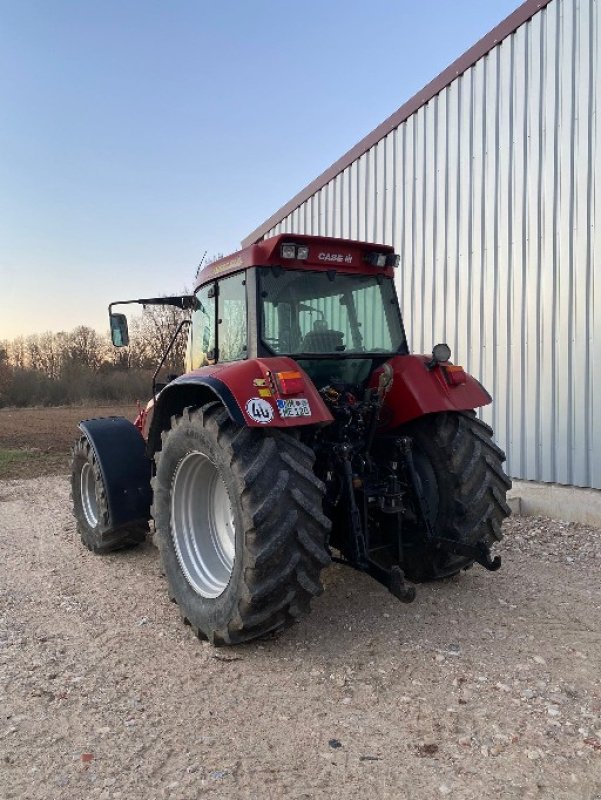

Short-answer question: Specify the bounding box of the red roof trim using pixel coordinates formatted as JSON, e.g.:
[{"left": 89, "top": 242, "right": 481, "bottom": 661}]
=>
[
  {"left": 195, "top": 233, "right": 396, "bottom": 289},
  {"left": 242, "top": 0, "right": 552, "bottom": 248}
]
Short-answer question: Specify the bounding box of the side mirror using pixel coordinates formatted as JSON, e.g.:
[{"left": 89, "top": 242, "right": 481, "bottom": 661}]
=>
[{"left": 110, "top": 313, "right": 130, "bottom": 347}]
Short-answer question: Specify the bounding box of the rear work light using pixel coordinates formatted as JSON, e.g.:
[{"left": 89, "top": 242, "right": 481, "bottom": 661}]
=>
[
  {"left": 274, "top": 370, "right": 304, "bottom": 395},
  {"left": 281, "top": 243, "right": 309, "bottom": 260},
  {"left": 364, "top": 252, "right": 400, "bottom": 268}
]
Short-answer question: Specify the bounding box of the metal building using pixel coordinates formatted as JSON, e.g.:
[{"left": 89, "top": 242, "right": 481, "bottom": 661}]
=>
[{"left": 242, "top": 0, "right": 600, "bottom": 490}]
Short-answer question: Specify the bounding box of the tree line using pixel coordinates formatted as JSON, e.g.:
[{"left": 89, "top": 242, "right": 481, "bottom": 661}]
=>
[{"left": 0, "top": 302, "right": 189, "bottom": 408}]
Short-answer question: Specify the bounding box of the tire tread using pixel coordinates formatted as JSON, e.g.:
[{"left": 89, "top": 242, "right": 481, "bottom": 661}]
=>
[
  {"left": 153, "top": 404, "right": 331, "bottom": 645},
  {"left": 402, "top": 411, "right": 511, "bottom": 580}
]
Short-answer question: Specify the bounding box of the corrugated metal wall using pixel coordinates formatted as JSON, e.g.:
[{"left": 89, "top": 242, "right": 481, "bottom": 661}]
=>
[{"left": 263, "top": 0, "right": 600, "bottom": 489}]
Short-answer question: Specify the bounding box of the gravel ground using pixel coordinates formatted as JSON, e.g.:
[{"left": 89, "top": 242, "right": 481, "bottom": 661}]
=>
[{"left": 0, "top": 476, "right": 600, "bottom": 800}]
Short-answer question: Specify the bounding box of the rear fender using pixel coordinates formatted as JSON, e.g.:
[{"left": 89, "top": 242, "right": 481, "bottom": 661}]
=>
[
  {"left": 146, "top": 357, "right": 333, "bottom": 457},
  {"left": 79, "top": 417, "right": 152, "bottom": 528},
  {"left": 373, "top": 354, "right": 492, "bottom": 429}
]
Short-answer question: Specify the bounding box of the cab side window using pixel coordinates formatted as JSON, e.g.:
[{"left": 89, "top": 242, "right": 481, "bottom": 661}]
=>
[
  {"left": 217, "top": 272, "right": 247, "bottom": 362},
  {"left": 188, "top": 283, "right": 216, "bottom": 369}
]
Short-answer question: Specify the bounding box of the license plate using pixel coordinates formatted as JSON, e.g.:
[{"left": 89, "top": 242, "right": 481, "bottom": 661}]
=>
[{"left": 276, "top": 398, "right": 311, "bottom": 418}]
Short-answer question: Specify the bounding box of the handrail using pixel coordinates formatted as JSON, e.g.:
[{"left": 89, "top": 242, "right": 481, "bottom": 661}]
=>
[{"left": 152, "top": 319, "right": 192, "bottom": 397}]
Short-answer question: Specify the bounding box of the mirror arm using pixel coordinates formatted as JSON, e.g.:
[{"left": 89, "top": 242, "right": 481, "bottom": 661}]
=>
[
  {"left": 109, "top": 296, "right": 196, "bottom": 313},
  {"left": 152, "top": 319, "right": 192, "bottom": 397}
]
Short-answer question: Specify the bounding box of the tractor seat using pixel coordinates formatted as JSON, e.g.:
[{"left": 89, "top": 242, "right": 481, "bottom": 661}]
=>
[{"left": 301, "top": 321, "right": 345, "bottom": 353}]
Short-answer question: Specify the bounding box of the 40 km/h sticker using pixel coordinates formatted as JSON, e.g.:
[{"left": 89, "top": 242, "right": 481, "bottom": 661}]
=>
[{"left": 245, "top": 397, "right": 274, "bottom": 424}]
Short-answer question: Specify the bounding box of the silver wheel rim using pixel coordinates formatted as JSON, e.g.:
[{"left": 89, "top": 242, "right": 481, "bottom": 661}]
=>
[
  {"left": 170, "top": 451, "right": 236, "bottom": 599},
  {"left": 80, "top": 462, "right": 99, "bottom": 528}
]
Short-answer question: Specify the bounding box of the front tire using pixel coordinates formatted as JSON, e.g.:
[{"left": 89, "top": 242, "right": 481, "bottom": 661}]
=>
[
  {"left": 151, "top": 403, "right": 331, "bottom": 645},
  {"left": 399, "top": 411, "right": 511, "bottom": 581},
  {"left": 70, "top": 436, "right": 147, "bottom": 553}
]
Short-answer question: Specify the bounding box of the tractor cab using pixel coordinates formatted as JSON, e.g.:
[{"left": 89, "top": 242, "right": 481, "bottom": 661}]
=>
[
  {"left": 186, "top": 234, "right": 408, "bottom": 390},
  {"left": 107, "top": 235, "right": 407, "bottom": 395}
]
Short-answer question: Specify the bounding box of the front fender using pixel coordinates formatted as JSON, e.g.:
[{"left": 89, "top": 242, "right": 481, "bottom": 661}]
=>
[
  {"left": 373, "top": 355, "right": 492, "bottom": 429},
  {"left": 79, "top": 417, "right": 152, "bottom": 528}
]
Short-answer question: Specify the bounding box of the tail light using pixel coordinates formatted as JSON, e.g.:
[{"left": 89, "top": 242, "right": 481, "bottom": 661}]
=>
[
  {"left": 274, "top": 370, "right": 304, "bottom": 395},
  {"left": 444, "top": 365, "right": 467, "bottom": 386}
]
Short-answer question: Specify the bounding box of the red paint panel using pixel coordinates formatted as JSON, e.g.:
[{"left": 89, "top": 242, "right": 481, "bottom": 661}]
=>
[
  {"left": 192, "top": 357, "right": 333, "bottom": 428},
  {"left": 371, "top": 355, "right": 492, "bottom": 429}
]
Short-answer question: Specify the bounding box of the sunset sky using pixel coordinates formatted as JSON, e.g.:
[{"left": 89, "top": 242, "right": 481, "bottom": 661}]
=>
[{"left": 1, "top": 0, "right": 518, "bottom": 339}]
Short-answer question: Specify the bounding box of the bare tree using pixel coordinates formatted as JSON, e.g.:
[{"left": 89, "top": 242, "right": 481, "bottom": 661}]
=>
[
  {"left": 0, "top": 345, "right": 12, "bottom": 404},
  {"left": 0, "top": 290, "right": 192, "bottom": 406},
  {"left": 128, "top": 295, "right": 191, "bottom": 374},
  {"left": 6, "top": 337, "right": 26, "bottom": 369},
  {"left": 25, "top": 332, "right": 65, "bottom": 379},
  {"left": 66, "top": 326, "right": 104, "bottom": 371},
  {"left": 25, "top": 335, "right": 48, "bottom": 373}
]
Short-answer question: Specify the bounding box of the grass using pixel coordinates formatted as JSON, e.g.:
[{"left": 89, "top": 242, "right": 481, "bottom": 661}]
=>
[
  {"left": 0, "top": 448, "right": 33, "bottom": 466},
  {"left": 0, "top": 448, "right": 35, "bottom": 477},
  {"left": 0, "top": 448, "right": 66, "bottom": 480}
]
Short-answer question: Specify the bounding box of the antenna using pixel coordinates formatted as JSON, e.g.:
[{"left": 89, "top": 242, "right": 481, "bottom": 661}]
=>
[{"left": 195, "top": 250, "right": 207, "bottom": 280}]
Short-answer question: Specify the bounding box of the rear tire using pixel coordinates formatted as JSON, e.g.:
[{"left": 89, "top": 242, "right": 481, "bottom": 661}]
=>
[
  {"left": 70, "top": 436, "right": 147, "bottom": 553},
  {"left": 399, "top": 411, "right": 511, "bottom": 581},
  {"left": 151, "top": 403, "right": 331, "bottom": 645}
]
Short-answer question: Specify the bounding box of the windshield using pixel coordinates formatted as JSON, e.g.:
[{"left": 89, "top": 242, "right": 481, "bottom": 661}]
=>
[{"left": 258, "top": 267, "right": 405, "bottom": 356}]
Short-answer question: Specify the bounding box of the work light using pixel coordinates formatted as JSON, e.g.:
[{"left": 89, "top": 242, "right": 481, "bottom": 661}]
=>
[
  {"left": 365, "top": 251, "right": 399, "bottom": 268},
  {"left": 281, "top": 243, "right": 297, "bottom": 259},
  {"left": 365, "top": 252, "right": 388, "bottom": 267},
  {"left": 432, "top": 343, "right": 451, "bottom": 363}
]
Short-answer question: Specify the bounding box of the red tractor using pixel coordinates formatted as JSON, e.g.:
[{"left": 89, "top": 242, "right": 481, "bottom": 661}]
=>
[{"left": 71, "top": 234, "right": 511, "bottom": 645}]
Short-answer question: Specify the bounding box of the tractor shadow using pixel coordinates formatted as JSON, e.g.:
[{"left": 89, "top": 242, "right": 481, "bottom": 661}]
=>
[
  {"left": 111, "top": 532, "right": 514, "bottom": 661},
  {"left": 256, "top": 557, "right": 515, "bottom": 662}
]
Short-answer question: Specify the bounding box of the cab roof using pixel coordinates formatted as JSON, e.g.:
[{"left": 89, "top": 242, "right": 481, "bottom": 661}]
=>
[{"left": 194, "top": 234, "right": 396, "bottom": 291}]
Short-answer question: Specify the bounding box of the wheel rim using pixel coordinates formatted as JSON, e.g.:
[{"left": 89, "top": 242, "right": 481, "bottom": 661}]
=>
[
  {"left": 170, "top": 451, "right": 236, "bottom": 599},
  {"left": 80, "top": 462, "right": 99, "bottom": 528}
]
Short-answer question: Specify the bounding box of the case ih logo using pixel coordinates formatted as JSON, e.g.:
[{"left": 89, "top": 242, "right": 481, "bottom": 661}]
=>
[
  {"left": 318, "top": 252, "right": 353, "bottom": 264},
  {"left": 211, "top": 255, "right": 243, "bottom": 275}
]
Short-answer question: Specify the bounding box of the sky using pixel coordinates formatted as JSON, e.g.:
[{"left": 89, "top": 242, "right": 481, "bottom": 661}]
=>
[{"left": 0, "top": 0, "right": 520, "bottom": 338}]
